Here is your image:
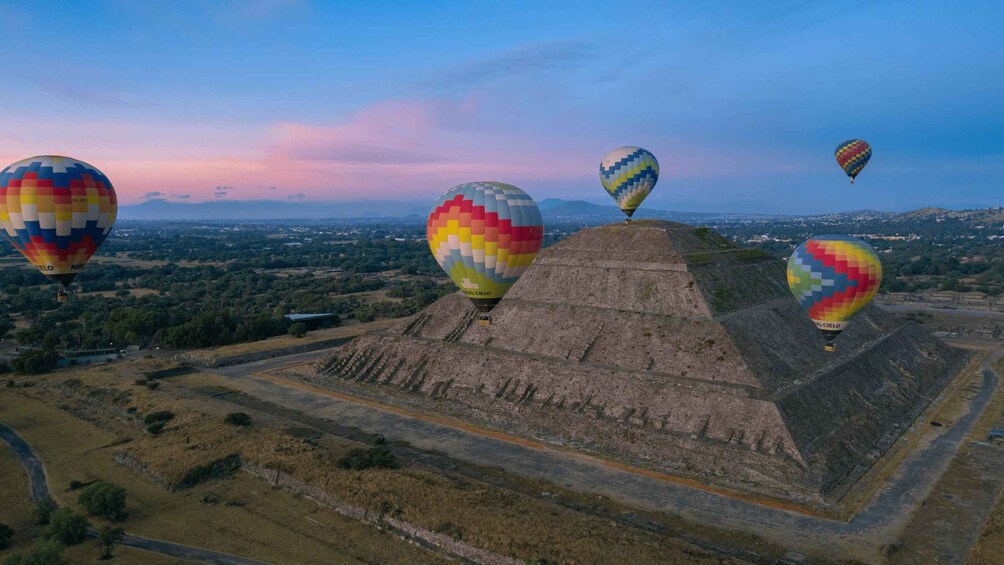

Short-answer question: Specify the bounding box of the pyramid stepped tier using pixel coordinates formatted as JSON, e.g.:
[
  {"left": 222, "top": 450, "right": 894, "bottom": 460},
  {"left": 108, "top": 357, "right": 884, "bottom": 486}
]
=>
[{"left": 308, "top": 221, "right": 968, "bottom": 503}]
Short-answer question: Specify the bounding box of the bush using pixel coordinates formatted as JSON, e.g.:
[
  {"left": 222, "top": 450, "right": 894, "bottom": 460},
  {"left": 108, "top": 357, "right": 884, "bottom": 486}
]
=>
[
  {"left": 78, "top": 481, "right": 127, "bottom": 521},
  {"left": 47, "top": 508, "right": 88, "bottom": 545},
  {"left": 34, "top": 498, "right": 57, "bottom": 525},
  {"left": 0, "top": 523, "right": 13, "bottom": 550},
  {"left": 68, "top": 480, "right": 86, "bottom": 491},
  {"left": 146, "top": 421, "right": 166, "bottom": 436},
  {"left": 145, "top": 381, "right": 160, "bottom": 390},
  {"left": 224, "top": 412, "right": 251, "bottom": 427},
  {"left": 287, "top": 322, "right": 308, "bottom": 338},
  {"left": 337, "top": 447, "right": 400, "bottom": 470},
  {"left": 11, "top": 348, "right": 58, "bottom": 375},
  {"left": 143, "top": 411, "right": 174, "bottom": 424},
  {"left": 134, "top": 378, "right": 147, "bottom": 386},
  {"left": 2, "top": 539, "right": 66, "bottom": 565}
]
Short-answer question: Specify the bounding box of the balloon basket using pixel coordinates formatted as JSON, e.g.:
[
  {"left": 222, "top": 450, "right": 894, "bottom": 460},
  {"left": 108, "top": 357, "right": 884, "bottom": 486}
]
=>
[
  {"left": 478, "top": 314, "right": 492, "bottom": 327},
  {"left": 57, "top": 290, "right": 68, "bottom": 303},
  {"left": 824, "top": 343, "right": 836, "bottom": 353}
]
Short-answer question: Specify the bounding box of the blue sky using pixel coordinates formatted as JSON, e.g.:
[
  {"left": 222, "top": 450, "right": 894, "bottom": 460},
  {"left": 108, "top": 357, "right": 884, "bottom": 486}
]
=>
[{"left": 0, "top": 0, "right": 1001, "bottom": 213}]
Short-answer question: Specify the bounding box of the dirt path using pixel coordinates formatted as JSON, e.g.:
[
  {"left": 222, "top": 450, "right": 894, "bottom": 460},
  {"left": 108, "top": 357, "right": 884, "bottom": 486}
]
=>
[
  {"left": 186, "top": 349, "right": 1001, "bottom": 564},
  {"left": 0, "top": 421, "right": 269, "bottom": 565}
]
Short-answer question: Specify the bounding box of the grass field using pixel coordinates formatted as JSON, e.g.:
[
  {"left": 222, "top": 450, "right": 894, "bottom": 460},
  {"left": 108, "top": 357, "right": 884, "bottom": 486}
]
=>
[
  {"left": 0, "top": 359, "right": 749, "bottom": 564},
  {"left": 0, "top": 381, "right": 445, "bottom": 565},
  {"left": 0, "top": 444, "right": 37, "bottom": 560},
  {"left": 964, "top": 355, "right": 1004, "bottom": 564},
  {"left": 80, "top": 288, "right": 162, "bottom": 298}
]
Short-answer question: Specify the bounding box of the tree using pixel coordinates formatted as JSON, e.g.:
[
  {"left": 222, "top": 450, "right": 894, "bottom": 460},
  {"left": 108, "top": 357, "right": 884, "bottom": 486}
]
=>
[
  {"left": 1, "top": 539, "right": 66, "bottom": 565},
  {"left": 96, "top": 526, "right": 124, "bottom": 560},
  {"left": 78, "top": 482, "right": 127, "bottom": 522},
  {"left": 287, "top": 322, "right": 307, "bottom": 338},
  {"left": 46, "top": 508, "right": 88, "bottom": 546},
  {"left": 0, "top": 523, "right": 13, "bottom": 550},
  {"left": 34, "top": 498, "right": 57, "bottom": 525},
  {"left": 224, "top": 412, "right": 252, "bottom": 427},
  {"left": 11, "top": 349, "right": 58, "bottom": 375}
]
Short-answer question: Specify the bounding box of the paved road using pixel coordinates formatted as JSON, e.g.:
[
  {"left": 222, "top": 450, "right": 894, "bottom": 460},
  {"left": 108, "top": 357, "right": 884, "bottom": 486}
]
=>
[
  {"left": 194, "top": 348, "right": 1001, "bottom": 564},
  {"left": 0, "top": 421, "right": 269, "bottom": 565},
  {"left": 0, "top": 422, "right": 49, "bottom": 503}
]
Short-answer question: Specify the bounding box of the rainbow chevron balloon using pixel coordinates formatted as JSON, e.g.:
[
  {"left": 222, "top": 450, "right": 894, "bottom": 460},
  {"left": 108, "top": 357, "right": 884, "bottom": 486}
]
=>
[
  {"left": 0, "top": 156, "right": 117, "bottom": 288},
  {"left": 427, "top": 182, "right": 543, "bottom": 315},
  {"left": 599, "top": 146, "right": 659, "bottom": 218},
  {"left": 834, "top": 139, "right": 871, "bottom": 183},
  {"left": 787, "top": 235, "right": 882, "bottom": 350}
]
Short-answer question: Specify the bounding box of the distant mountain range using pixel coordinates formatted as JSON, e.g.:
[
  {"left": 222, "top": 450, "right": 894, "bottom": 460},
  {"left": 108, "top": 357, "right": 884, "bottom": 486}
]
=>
[
  {"left": 119, "top": 197, "right": 1003, "bottom": 224},
  {"left": 119, "top": 198, "right": 786, "bottom": 222}
]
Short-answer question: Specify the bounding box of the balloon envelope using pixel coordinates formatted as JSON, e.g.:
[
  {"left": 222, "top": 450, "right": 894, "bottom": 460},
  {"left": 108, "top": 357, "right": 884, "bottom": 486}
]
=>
[
  {"left": 787, "top": 234, "right": 882, "bottom": 349},
  {"left": 834, "top": 139, "right": 871, "bottom": 182},
  {"left": 599, "top": 146, "right": 659, "bottom": 217},
  {"left": 427, "top": 182, "right": 543, "bottom": 313},
  {"left": 0, "top": 156, "right": 117, "bottom": 287}
]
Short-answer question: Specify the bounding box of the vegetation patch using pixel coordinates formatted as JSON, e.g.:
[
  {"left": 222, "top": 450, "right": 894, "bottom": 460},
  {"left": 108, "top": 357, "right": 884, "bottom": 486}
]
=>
[
  {"left": 174, "top": 454, "right": 243, "bottom": 490},
  {"left": 337, "top": 447, "right": 401, "bottom": 470}
]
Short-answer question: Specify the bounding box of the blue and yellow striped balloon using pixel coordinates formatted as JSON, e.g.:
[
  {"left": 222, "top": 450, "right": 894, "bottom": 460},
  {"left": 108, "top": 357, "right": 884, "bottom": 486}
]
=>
[{"left": 599, "top": 146, "right": 659, "bottom": 218}]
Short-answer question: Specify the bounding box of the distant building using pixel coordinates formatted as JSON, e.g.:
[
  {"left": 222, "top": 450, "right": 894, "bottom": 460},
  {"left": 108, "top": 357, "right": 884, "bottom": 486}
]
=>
[
  {"left": 58, "top": 348, "right": 120, "bottom": 367},
  {"left": 284, "top": 313, "right": 340, "bottom": 330}
]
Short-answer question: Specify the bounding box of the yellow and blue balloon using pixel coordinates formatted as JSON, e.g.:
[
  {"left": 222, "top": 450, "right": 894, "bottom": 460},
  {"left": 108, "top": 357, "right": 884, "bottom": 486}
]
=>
[{"left": 599, "top": 146, "right": 659, "bottom": 219}]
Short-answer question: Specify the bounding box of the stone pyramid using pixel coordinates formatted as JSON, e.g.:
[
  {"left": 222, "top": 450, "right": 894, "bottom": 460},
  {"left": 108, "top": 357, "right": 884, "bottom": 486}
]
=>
[{"left": 311, "top": 221, "right": 967, "bottom": 503}]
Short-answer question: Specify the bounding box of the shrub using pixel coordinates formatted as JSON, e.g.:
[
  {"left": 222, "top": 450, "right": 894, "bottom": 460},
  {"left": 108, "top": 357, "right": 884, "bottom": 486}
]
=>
[
  {"left": 68, "top": 480, "right": 86, "bottom": 491},
  {"left": 134, "top": 378, "right": 147, "bottom": 386},
  {"left": 224, "top": 412, "right": 251, "bottom": 427},
  {"left": 145, "top": 381, "right": 160, "bottom": 390},
  {"left": 0, "top": 523, "right": 13, "bottom": 550},
  {"left": 34, "top": 498, "right": 57, "bottom": 525},
  {"left": 287, "top": 322, "right": 308, "bottom": 338},
  {"left": 143, "top": 411, "right": 174, "bottom": 424},
  {"left": 2, "top": 539, "right": 66, "bottom": 565},
  {"left": 337, "top": 447, "right": 400, "bottom": 470},
  {"left": 47, "top": 508, "right": 88, "bottom": 545},
  {"left": 146, "top": 421, "right": 166, "bottom": 436},
  {"left": 78, "top": 481, "right": 127, "bottom": 522}
]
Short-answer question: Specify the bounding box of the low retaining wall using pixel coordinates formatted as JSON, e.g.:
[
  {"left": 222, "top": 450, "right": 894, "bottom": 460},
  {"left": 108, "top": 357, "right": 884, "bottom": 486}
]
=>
[
  {"left": 176, "top": 337, "right": 354, "bottom": 368},
  {"left": 242, "top": 460, "right": 521, "bottom": 565}
]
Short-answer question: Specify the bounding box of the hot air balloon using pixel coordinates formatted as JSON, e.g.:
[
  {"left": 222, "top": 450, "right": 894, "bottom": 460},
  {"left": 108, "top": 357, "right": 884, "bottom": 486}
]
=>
[
  {"left": 0, "top": 156, "right": 118, "bottom": 301},
  {"left": 834, "top": 139, "right": 871, "bottom": 184},
  {"left": 427, "top": 182, "right": 543, "bottom": 326},
  {"left": 787, "top": 234, "right": 882, "bottom": 352},
  {"left": 599, "top": 146, "right": 659, "bottom": 220}
]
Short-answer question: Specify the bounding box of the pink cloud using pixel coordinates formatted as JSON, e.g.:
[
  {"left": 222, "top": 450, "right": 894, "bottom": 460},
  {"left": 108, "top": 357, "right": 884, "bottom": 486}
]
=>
[{"left": 0, "top": 97, "right": 812, "bottom": 205}]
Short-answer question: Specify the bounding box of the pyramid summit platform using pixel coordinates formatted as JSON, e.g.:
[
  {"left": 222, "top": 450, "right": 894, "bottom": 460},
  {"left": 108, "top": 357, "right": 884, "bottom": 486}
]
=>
[{"left": 311, "top": 220, "right": 968, "bottom": 503}]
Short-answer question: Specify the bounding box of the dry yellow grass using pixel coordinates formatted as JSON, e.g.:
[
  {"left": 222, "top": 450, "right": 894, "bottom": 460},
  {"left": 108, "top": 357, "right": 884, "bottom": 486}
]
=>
[
  {"left": 0, "top": 386, "right": 445, "bottom": 565},
  {"left": 962, "top": 355, "right": 1004, "bottom": 564},
  {"left": 6, "top": 359, "right": 748, "bottom": 564},
  {"left": 0, "top": 444, "right": 36, "bottom": 561}
]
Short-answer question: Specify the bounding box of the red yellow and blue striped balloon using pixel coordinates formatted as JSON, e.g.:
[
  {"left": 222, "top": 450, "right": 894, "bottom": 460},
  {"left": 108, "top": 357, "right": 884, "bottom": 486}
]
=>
[
  {"left": 0, "top": 156, "right": 118, "bottom": 288},
  {"left": 834, "top": 139, "right": 871, "bottom": 184},
  {"left": 599, "top": 146, "right": 659, "bottom": 218},
  {"left": 427, "top": 182, "right": 543, "bottom": 321},
  {"left": 787, "top": 235, "right": 882, "bottom": 351}
]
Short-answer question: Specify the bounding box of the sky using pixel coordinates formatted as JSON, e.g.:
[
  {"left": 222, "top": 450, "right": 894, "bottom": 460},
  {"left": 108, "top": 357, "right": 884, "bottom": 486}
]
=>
[{"left": 0, "top": 0, "right": 1001, "bottom": 214}]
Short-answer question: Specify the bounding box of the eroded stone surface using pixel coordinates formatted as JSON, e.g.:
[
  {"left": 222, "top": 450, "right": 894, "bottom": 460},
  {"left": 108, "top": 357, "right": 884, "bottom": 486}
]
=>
[{"left": 308, "top": 221, "right": 968, "bottom": 503}]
